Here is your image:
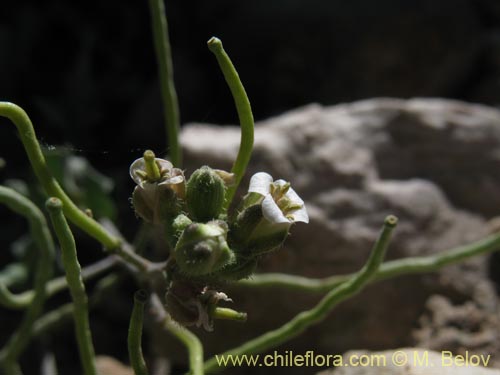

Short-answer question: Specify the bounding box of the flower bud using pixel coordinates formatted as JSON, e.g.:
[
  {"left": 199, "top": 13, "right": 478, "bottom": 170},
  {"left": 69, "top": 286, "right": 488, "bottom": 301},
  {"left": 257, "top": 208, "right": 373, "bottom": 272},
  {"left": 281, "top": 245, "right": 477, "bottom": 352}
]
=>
[
  {"left": 174, "top": 221, "right": 234, "bottom": 276},
  {"left": 172, "top": 214, "right": 193, "bottom": 238},
  {"left": 186, "top": 166, "right": 226, "bottom": 222}
]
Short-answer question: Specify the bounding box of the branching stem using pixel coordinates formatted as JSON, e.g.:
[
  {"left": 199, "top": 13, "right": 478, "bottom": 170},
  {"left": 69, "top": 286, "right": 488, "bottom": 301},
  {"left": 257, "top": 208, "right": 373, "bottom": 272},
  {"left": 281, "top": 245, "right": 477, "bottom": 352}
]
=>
[
  {"left": 0, "top": 102, "right": 120, "bottom": 250},
  {"left": 238, "top": 230, "right": 500, "bottom": 292},
  {"left": 204, "top": 216, "right": 398, "bottom": 373},
  {"left": 0, "top": 187, "right": 54, "bottom": 373},
  {"left": 151, "top": 294, "right": 204, "bottom": 375}
]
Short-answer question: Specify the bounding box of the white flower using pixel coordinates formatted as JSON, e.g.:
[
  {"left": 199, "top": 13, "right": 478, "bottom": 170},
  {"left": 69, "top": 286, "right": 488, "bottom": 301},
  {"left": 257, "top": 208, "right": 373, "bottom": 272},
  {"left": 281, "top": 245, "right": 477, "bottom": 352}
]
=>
[
  {"left": 129, "top": 154, "right": 185, "bottom": 223},
  {"left": 129, "top": 156, "right": 185, "bottom": 198},
  {"left": 248, "top": 172, "right": 309, "bottom": 224}
]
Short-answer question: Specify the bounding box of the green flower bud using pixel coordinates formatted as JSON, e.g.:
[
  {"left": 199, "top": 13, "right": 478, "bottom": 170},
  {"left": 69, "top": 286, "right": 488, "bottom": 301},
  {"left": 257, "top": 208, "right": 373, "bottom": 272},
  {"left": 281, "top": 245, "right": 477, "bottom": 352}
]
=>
[
  {"left": 186, "top": 166, "right": 226, "bottom": 222},
  {"left": 172, "top": 214, "right": 193, "bottom": 238},
  {"left": 174, "top": 221, "right": 234, "bottom": 276}
]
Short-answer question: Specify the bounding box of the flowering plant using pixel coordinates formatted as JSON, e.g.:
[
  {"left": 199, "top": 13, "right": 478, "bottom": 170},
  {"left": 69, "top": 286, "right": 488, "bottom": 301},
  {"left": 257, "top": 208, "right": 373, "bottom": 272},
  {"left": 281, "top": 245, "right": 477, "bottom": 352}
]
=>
[{"left": 0, "top": 3, "right": 498, "bottom": 375}]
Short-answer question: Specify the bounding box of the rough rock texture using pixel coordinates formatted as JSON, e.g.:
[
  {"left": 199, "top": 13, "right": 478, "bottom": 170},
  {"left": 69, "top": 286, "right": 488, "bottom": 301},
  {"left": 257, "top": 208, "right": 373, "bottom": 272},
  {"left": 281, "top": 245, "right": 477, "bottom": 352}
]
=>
[
  {"left": 415, "top": 294, "right": 500, "bottom": 368},
  {"left": 317, "top": 348, "right": 500, "bottom": 375},
  {"left": 165, "top": 98, "right": 500, "bottom": 374}
]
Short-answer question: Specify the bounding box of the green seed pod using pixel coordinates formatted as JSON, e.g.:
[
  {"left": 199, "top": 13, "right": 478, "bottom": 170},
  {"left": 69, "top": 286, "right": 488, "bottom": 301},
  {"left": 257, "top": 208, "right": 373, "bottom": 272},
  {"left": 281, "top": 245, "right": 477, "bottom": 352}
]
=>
[
  {"left": 186, "top": 166, "right": 226, "bottom": 222},
  {"left": 175, "top": 222, "right": 234, "bottom": 276}
]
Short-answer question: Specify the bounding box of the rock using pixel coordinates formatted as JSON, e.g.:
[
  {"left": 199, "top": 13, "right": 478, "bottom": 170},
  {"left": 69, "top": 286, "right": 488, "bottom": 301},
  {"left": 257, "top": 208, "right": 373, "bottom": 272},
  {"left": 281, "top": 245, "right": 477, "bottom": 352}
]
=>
[
  {"left": 317, "top": 348, "right": 500, "bottom": 375},
  {"left": 414, "top": 294, "right": 500, "bottom": 368},
  {"left": 160, "top": 99, "right": 500, "bottom": 374},
  {"left": 182, "top": 99, "right": 500, "bottom": 217},
  {"left": 95, "top": 356, "right": 133, "bottom": 375}
]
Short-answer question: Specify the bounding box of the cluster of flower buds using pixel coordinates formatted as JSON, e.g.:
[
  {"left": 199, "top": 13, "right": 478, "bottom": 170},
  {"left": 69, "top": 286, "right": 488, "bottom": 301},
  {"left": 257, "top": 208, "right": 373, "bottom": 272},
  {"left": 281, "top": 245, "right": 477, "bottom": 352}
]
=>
[{"left": 130, "top": 151, "right": 308, "bottom": 330}]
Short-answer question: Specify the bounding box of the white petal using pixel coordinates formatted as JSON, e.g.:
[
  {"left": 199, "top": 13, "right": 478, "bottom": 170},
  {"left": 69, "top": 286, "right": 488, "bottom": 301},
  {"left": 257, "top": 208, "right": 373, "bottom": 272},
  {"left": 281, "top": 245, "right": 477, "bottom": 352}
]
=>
[
  {"left": 160, "top": 175, "right": 184, "bottom": 186},
  {"left": 285, "top": 186, "right": 305, "bottom": 206},
  {"left": 290, "top": 205, "right": 309, "bottom": 223},
  {"left": 262, "top": 194, "right": 289, "bottom": 224},
  {"left": 129, "top": 157, "right": 173, "bottom": 185},
  {"left": 285, "top": 187, "right": 308, "bottom": 223},
  {"left": 248, "top": 172, "right": 273, "bottom": 195},
  {"left": 274, "top": 179, "right": 288, "bottom": 187},
  {"left": 156, "top": 158, "right": 173, "bottom": 173},
  {"left": 129, "top": 157, "right": 146, "bottom": 185}
]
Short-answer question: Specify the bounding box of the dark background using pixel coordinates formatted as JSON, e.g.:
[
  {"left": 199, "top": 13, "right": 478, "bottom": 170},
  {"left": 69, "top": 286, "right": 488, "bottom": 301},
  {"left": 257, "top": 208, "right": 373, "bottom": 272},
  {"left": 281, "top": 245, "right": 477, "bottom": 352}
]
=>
[
  {"left": 1, "top": 0, "right": 500, "bottom": 373},
  {"left": 1, "top": 0, "right": 500, "bottom": 171}
]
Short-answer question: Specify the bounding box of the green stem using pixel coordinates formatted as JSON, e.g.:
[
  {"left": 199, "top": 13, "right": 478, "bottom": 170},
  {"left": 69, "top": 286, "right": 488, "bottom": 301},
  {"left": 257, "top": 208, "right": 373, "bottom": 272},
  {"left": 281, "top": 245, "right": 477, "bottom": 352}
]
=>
[
  {"left": 0, "top": 264, "right": 28, "bottom": 288},
  {"left": 148, "top": 0, "right": 182, "bottom": 167},
  {"left": 0, "top": 187, "right": 54, "bottom": 372},
  {"left": 210, "top": 307, "right": 247, "bottom": 323},
  {"left": 0, "top": 102, "right": 121, "bottom": 250},
  {"left": 238, "top": 230, "right": 500, "bottom": 293},
  {"left": 45, "top": 256, "right": 117, "bottom": 297},
  {"left": 207, "top": 37, "right": 254, "bottom": 211},
  {"left": 151, "top": 294, "right": 204, "bottom": 375},
  {"left": 128, "top": 290, "right": 150, "bottom": 375},
  {"left": 204, "top": 215, "right": 398, "bottom": 373},
  {"left": 33, "top": 273, "right": 122, "bottom": 338},
  {"left": 1, "top": 256, "right": 117, "bottom": 310},
  {"left": 0, "top": 283, "right": 30, "bottom": 310},
  {"left": 46, "top": 198, "right": 97, "bottom": 375}
]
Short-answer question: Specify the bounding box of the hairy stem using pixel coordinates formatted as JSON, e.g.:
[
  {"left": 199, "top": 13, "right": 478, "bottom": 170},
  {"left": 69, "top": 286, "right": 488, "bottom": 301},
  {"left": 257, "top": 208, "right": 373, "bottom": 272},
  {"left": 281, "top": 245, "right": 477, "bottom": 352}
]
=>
[
  {"left": 238, "top": 230, "right": 500, "bottom": 293},
  {"left": 0, "top": 102, "right": 120, "bottom": 249},
  {"left": 207, "top": 37, "right": 254, "bottom": 211},
  {"left": 0, "top": 187, "right": 55, "bottom": 373},
  {"left": 204, "top": 215, "right": 398, "bottom": 373},
  {"left": 148, "top": 0, "right": 182, "bottom": 167},
  {"left": 151, "top": 294, "right": 204, "bottom": 375},
  {"left": 128, "top": 290, "right": 150, "bottom": 375},
  {"left": 46, "top": 198, "right": 96, "bottom": 375}
]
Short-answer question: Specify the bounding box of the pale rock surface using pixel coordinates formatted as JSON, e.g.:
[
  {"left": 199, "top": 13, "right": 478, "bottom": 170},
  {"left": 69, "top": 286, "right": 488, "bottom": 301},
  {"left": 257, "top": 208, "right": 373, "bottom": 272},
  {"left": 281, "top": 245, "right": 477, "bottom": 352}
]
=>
[
  {"left": 163, "top": 99, "right": 500, "bottom": 374},
  {"left": 317, "top": 348, "right": 500, "bottom": 375}
]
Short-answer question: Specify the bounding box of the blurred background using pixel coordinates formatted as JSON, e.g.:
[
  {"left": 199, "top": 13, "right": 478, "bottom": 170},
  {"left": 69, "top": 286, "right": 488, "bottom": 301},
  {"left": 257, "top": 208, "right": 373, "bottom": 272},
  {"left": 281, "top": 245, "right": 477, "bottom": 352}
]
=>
[
  {"left": 1, "top": 0, "right": 500, "bottom": 374},
  {"left": 1, "top": 0, "right": 500, "bottom": 169}
]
